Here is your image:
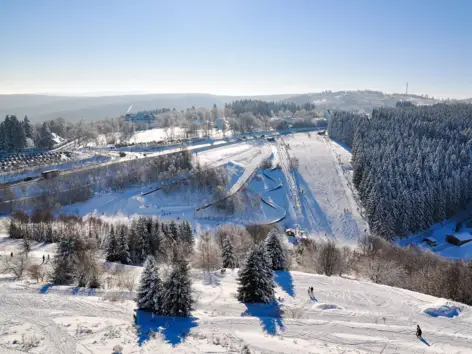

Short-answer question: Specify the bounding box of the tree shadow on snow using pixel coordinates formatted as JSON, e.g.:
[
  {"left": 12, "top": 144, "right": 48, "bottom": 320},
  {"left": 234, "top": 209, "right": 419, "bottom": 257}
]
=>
[
  {"left": 274, "top": 271, "right": 295, "bottom": 297},
  {"left": 202, "top": 272, "right": 221, "bottom": 286},
  {"left": 293, "top": 172, "right": 332, "bottom": 235},
  {"left": 39, "top": 283, "right": 53, "bottom": 294},
  {"left": 71, "top": 287, "right": 96, "bottom": 296},
  {"left": 241, "top": 302, "right": 285, "bottom": 336},
  {"left": 136, "top": 310, "right": 198, "bottom": 346}
]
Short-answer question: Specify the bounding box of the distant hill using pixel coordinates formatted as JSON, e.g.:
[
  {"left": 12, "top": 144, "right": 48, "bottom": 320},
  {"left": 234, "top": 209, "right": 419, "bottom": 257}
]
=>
[{"left": 0, "top": 91, "right": 468, "bottom": 122}]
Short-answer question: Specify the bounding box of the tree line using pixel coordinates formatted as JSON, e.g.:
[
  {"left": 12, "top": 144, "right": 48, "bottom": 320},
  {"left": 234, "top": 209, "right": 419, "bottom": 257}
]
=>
[
  {"left": 6, "top": 213, "right": 472, "bottom": 311},
  {"left": 0, "top": 115, "right": 55, "bottom": 151},
  {"left": 328, "top": 103, "right": 472, "bottom": 239},
  {"left": 35, "top": 98, "right": 320, "bottom": 147},
  {"left": 225, "top": 100, "right": 316, "bottom": 118}
]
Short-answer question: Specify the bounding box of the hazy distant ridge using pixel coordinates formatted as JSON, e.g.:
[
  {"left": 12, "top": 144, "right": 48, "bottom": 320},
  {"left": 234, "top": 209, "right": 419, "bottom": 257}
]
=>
[{"left": 0, "top": 91, "right": 463, "bottom": 122}]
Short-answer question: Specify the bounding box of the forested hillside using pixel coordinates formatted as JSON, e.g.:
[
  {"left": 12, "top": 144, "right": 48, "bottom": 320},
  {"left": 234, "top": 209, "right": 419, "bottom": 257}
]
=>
[{"left": 329, "top": 104, "right": 472, "bottom": 239}]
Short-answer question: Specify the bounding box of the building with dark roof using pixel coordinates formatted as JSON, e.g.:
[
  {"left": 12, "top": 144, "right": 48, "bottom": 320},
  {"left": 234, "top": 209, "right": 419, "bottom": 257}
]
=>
[{"left": 124, "top": 111, "right": 156, "bottom": 124}]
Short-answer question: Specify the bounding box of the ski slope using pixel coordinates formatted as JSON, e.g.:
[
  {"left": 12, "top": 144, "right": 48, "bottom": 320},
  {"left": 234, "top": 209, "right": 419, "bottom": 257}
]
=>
[
  {"left": 0, "top": 267, "right": 471, "bottom": 353},
  {"left": 282, "top": 133, "right": 367, "bottom": 245}
]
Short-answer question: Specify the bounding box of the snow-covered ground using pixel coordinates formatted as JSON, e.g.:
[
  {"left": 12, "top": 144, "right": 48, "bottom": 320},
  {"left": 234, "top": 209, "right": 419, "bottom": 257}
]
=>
[
  {"left": 398, "top": 218, "right": 472, "bottom": 260},
  {"left": 0, "top": 259, "right": 471, "bottom": 353},
  {"left": 46, "top": 132, "right": 367, "bottom": 245},
  {"left": 129, "top": 127, "right": 230, "bottom": 144},
  {"left": 60, "top": 141, "right": 271, "bottom": 233},
  {"left": 280, "top": 133, "right": 367, "bottom": 245}
]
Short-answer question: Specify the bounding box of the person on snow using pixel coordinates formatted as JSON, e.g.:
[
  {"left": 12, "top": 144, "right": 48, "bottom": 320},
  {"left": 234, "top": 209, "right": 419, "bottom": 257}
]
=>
[{"left": 416, "top": 325, "right": 422, "bottom": 338}]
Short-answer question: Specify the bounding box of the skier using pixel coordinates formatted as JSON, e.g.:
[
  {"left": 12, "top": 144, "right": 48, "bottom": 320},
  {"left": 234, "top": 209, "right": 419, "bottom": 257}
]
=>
[
  {"left": 47, "top": 254, "right": 50, "bottom": 261},
  {"left": 310, "top": 286, "right": 314, "bottom": 296},
  {"left": 10, "top": 252, "right": 13, "bottom": 258},
  {"left": 42, "top": 255, "right": 45, "bottom": 263},
  {"left": 416, "top": 325, "right": 422, "bottom": 338}
]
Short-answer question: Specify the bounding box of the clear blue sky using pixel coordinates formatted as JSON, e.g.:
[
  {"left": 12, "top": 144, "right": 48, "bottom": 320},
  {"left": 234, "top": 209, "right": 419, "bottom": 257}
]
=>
[{"left": 1, "top": 0, "right": 471, "bottom": 98}]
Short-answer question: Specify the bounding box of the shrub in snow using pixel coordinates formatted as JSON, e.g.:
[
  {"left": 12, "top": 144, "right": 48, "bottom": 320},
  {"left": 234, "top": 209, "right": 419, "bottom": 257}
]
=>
[
  {"left": 136, "top": 256, "right": 162, "bottom": 313},
  {"left": 140, "top": 330, "right": 174, "bottom": 353},
  {"left": 237, "top": 244, "right": 275, "bottom": 303},
  {"left": 315, "top": 240, "right": 343, "bottom": 277},
  {"left": 265, "top": 229, "right": 287, "bottom": 271},
  {"left": 112, "top": 344, "right": 123, "bottom": 354},
  {"left": 161, "top": 259, "right": 193, "bottom": 317}
]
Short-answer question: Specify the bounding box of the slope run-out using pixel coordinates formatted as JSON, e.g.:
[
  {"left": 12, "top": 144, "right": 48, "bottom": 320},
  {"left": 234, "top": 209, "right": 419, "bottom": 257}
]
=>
[{"left": 0, "top": 268, "right": 470, "bottom": 353}]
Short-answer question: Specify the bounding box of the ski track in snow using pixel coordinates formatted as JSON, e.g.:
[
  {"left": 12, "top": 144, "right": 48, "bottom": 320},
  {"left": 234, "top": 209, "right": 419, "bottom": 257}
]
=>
[
  {"left": 1, "top": 270, "right": 472, "bottom": 353},
  {"left": 283, "top": 133, "right": 367, "bottom": 245}
]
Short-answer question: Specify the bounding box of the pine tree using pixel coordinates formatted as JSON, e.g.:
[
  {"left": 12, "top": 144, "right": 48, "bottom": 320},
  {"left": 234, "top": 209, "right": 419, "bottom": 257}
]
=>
[
  {"left": 169, "top": 220, "right": 179, "bottom": 240},
  {"left": 37, "top": 122, "right": 55, "bottom": 149},
  {"left": 105, "top": 226, "right": 119, "bottom": 262},
  {"left": 237, "top": 244, "right": 275, "bottom": 303},
  {"left": 136, "top": 256, "right": 162, "bottom": 313},
  {"left": 51, "top": 236, "right": 76, "bottom": 285},
  {"left": 265, "top": 230, "right": 287, "bottom": 271},
  {"left": 117, "top": 226, "right": 131, "bottom": 264},
  {"left": 222, "top": 236, "right": 236, "bottom": 269},
  {"left": 134, "top": 217, "right": 149, "bottom": 263},
  {"left": 179, "top": 220, "right": 194, "bottom": 246},
  {"left": 10, "top": 115, "right": 26, "bottom": 151},
  {"left": 161, "top": 259, "right": 193, "bottom": 317},
  {"left": 23, "top": 116, "right": 33, "bottom": 139}
]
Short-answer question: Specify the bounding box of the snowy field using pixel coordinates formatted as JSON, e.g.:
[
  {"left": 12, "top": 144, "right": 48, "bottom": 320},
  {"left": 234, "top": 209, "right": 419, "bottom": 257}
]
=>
[{"left": 0, "top": 262, "right": 471, "bottom": 353}]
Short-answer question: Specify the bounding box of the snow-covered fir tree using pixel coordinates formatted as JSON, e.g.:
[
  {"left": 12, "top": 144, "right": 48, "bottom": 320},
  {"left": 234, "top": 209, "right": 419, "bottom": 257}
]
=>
[
  {"left": 37, "top": 122, "right": 55, "bottom": 149},
  {"left": 265, "top": 229, "right": 287, "bottom": 271},
  {"left": 221, "top": 236, "right": 236, "bottom": 269},
  {"left": 135, "top": 217, "right": 150, "bottom": 263},
  {"left": 0, "top": 115, "right": 27, "bottom": 152},
  {"left": 52, "top": 236, "right": 77, "bottom": 285},
  {"left": 105, "top": 226, "right": 119, "bottom": 262},
  {"left": 161, "top": 259, "right": 193, "bottom": 317},
  {"left": 117, "top": 226, "right": 131, "bottom": 264},
  {"left": 136, "top": 256, "right": 162, "bottom": 313},
  {"left": 23, "top": 116, "right": 33, "bottom": 139},
  {"left": 329, "top": 103, "right": 472, "bottom": 240},
  {"left": 169, "top": 220, "right": 179, "bottom": 240},
  {"left": 179, "top": 220, "right": 194, "bottom": 246},
  {"left": 237, "top": 244, "right": 275, "bottom": 303}
]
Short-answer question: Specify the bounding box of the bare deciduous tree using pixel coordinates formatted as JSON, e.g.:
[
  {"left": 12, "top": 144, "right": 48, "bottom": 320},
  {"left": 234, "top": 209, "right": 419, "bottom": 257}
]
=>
[
  {"left": 1, "top": 255, "right": 29, "bottom": 279},
  {"left": 28, "top": 264, "right": 47, "bottom": 283},
  {"left": 194, "top": 232, "right": 221, "bottom": 278}
]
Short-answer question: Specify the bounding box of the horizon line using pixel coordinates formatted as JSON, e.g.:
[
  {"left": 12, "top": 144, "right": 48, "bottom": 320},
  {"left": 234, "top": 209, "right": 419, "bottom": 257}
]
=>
[{"left": 0, "top": 90, "right": 464, "bottom": 100}]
